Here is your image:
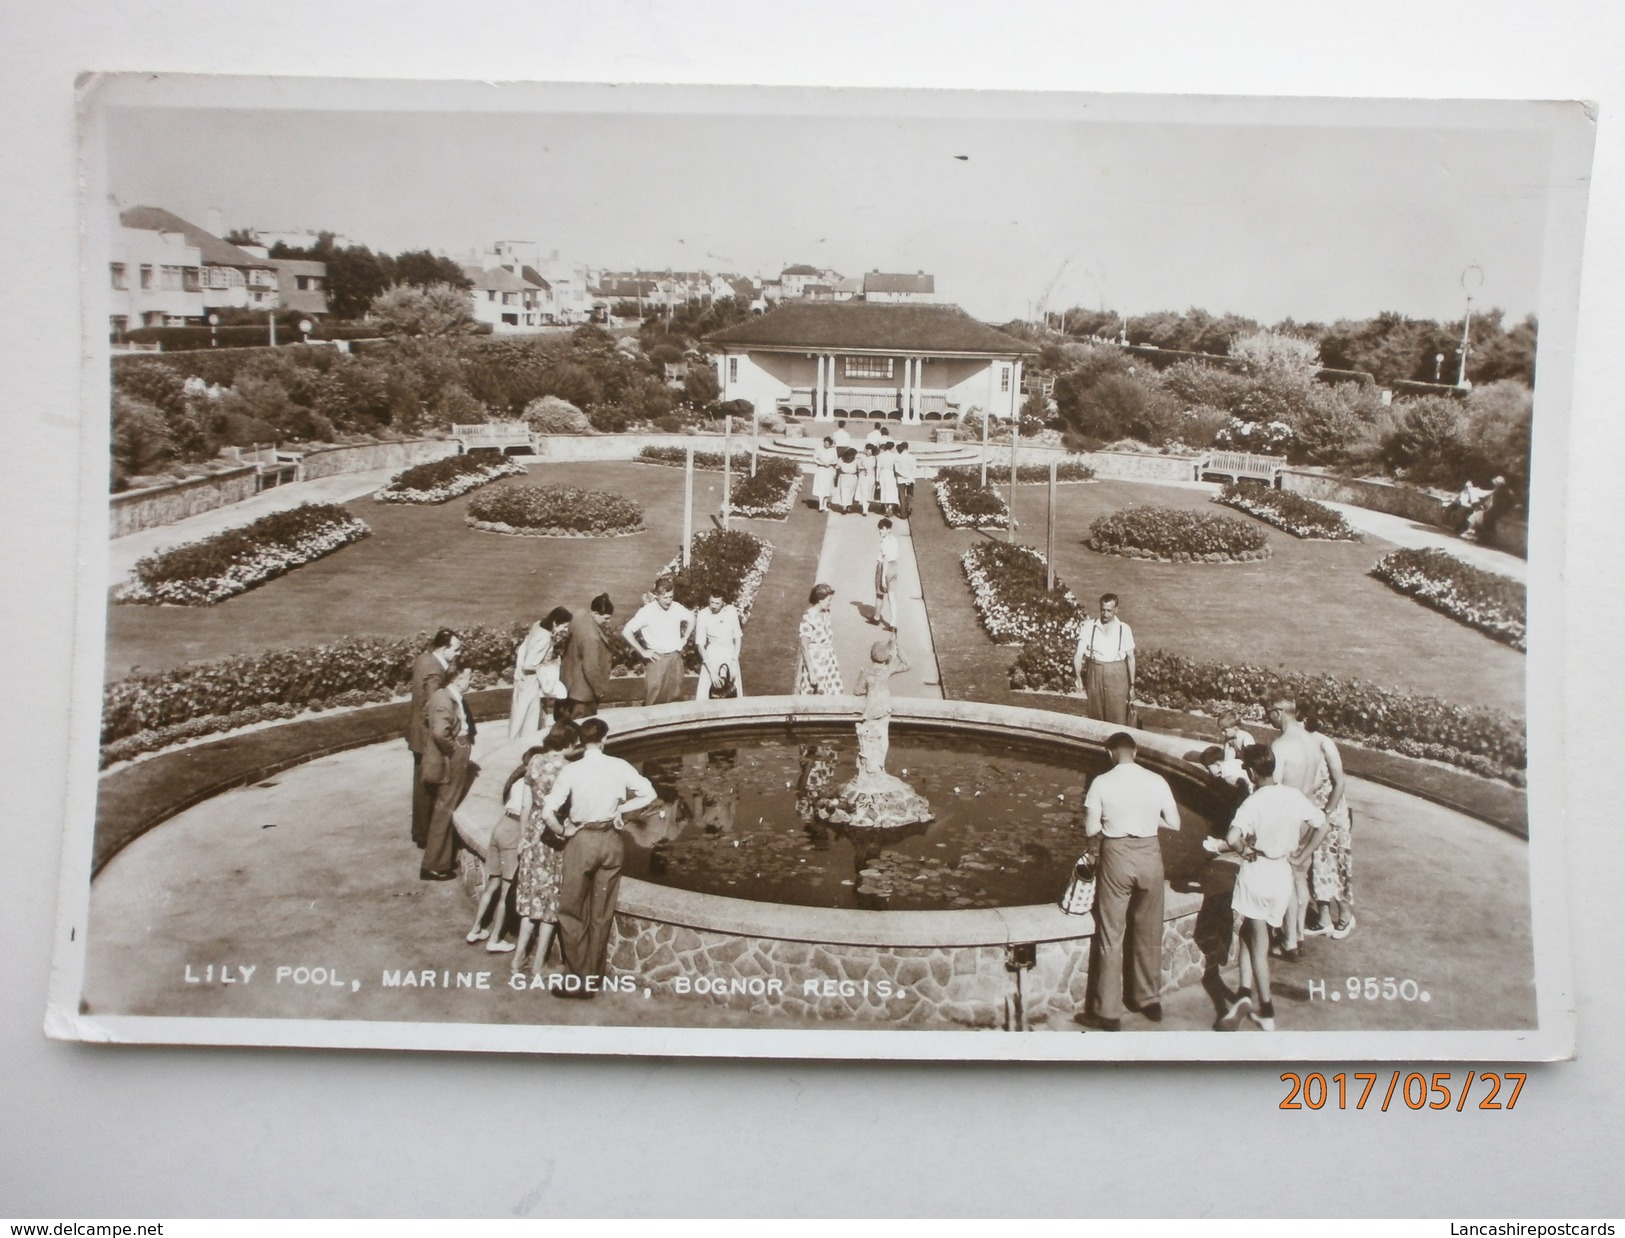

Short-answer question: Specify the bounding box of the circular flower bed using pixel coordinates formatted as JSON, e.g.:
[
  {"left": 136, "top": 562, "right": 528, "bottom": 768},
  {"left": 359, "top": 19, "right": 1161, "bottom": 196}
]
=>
[
  {"left": 1087, "top": 505, "right": 1270, "bottom": 562},
  {"left": 374, "top": 453, "right": 527, "bottom": 504},
  {"left": 1215, "top": 483, "right": 1361, "bottom": 541},
  {"left": 466, "top": 484, "right": 645, "bottom": 537}
]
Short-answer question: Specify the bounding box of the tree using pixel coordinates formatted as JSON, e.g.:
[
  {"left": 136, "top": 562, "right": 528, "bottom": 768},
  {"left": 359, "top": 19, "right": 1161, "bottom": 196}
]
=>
[
  {"left": 683, "top": 363, "right": 720, "bottom": 407},
  {"left": 1229, "top": 330, "right": 1321, "bottom": 382},
  {"left": 390, "top": 250, "right": 473, "bottom": 290},
  {"left": 111, "top": 392, "right": 175, "bottom": 488},
  {"left": 367, "top": 283, "right": 476, "bottom": 337}
]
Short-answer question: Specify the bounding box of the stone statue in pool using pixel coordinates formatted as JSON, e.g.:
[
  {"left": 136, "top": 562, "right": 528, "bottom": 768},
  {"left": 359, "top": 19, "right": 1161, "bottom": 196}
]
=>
[{"left": 817, "top": 639, "right": 933, "bottom": 831}]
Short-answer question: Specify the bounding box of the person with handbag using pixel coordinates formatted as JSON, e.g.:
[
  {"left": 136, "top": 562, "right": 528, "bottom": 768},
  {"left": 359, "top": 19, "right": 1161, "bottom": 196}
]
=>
[
  {"left": 1072, "top": 593, "right": 1137, "bottom": 726},
  {"left": 1078, "top": 731, "right": 1183, "bottom": 1031},
  {"left": 509, "top": 721, "right": 584, "bottom": 979},
  {"left": 694, "top": 589, "right": 743, "bottom": 700}
]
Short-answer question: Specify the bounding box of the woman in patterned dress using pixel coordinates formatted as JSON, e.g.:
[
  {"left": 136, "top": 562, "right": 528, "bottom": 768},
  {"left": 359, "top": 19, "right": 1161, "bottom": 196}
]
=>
[
  {"left": 794, "top": 584, "right": 844, "bottom": 696},
  {"left": 1302, "top": 711, "right": 1354, "bottom": 938},
  {"left": 510, "top": 720, "right": 583, "bottom": 976}
]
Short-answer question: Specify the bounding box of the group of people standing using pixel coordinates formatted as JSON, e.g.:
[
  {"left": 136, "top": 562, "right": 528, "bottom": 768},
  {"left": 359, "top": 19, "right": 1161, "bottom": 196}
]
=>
[
  {"left": 405, "top": 623, "right": 658, "bottom": 993},
  {"left": 1194, "top": 699, "right": 1354, "bottom": 1031},
  {"left": 809, "top": 420, "right": 916, "bottom": 519}
]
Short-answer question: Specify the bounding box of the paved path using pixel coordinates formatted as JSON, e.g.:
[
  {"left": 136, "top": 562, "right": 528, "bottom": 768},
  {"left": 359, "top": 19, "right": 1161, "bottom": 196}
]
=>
[
  {"left": 108, "top": 468, "right": 401, "bottom": 588},
  {"left": 1318, "top": 500, "right": 1527, "bottom": 582},
  {"left": 810, "top": 506, "right": 942, "bottom": 699}
]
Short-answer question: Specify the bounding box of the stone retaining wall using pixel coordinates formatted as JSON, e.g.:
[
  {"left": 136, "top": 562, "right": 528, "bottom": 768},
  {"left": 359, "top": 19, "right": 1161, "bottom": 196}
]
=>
[
  {"left": 1279, "top": 468, "right": 1449, "bottom": 525},
  {"left": 526, "top": 432, "right": 729, "bottom": 462},
  {"left": 977, "top": 445, "right": 1199, "bottom": 482},
  {"left": 296, "top": 437, "right": 458, "bottom": 481},
  {"left": 109, "top": 466, "right": 259, "bottom": 538}
]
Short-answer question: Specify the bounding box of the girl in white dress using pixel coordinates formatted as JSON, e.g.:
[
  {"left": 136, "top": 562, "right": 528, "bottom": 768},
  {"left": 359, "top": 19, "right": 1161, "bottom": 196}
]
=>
[
  {"left": 694, "top": 590, "right": 744, "bottom": 700},
  {"left": 811, "top": 437, "right": 838, "bottom": 512},
  {"left": 1204, "top": 745, "right": 1326, "bottom": 1031}
]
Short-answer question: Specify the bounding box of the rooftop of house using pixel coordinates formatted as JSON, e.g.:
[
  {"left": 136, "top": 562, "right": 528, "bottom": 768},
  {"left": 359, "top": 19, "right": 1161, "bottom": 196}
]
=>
[
  {"left": 461, "top": 265, "right": 542, "bottom": 293},
  {"left": 863, "top": 271, "right": 936, "bottom": 295},
  {"left": 120, "top": 206, "right": 277, "bottom": 270},
  {"left": 704, "top": 301, "right": 1036, "bottom": 355}
]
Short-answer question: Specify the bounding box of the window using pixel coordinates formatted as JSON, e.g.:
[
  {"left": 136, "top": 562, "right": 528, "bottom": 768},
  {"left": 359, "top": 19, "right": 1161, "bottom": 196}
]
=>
[
  {"left": 183, "top": 268, "right": 201, "bottom": 292},
  {"left": 139, "top": 264, "right": 153, "bottom": 290},
  {"left": 110, "top": 263, "right": 126, "bottom": 290},
  {"left": 160, "top": 265, "right": 185, "bottom": 291},
  {"left": 728, "top": 356, "right": 738, "bottom": 382},
  {"left": 109, "top": 315, "right": 127, "bottom": 336},
  {"left": 1000, "top": 366, "right": 1011, "bottom": 392},
  {"left": 501, "top": 313, "right": 518, "bottom": 326},
  {"left": 844, "top": 356, "right": 894, "bottom": 379}
]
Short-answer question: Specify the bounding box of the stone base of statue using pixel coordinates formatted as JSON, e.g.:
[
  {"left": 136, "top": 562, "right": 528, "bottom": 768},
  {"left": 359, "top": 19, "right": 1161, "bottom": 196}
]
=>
[{"left": 816, "top": 718, "right": 933, "bottom": 830}]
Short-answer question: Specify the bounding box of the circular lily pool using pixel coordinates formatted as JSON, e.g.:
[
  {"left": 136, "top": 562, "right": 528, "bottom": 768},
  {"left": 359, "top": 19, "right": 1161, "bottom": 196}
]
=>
[{"left": 611, "top": 723, "right": 1221, "bottom": 911}]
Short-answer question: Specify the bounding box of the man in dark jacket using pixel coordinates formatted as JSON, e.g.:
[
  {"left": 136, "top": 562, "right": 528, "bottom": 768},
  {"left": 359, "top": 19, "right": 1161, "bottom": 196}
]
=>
[
  {"left": 560, "top": 594, "right": 615, "bottom": 720},
  {"left": 407, "top": 629, "right": 460, "bottom": 846}
]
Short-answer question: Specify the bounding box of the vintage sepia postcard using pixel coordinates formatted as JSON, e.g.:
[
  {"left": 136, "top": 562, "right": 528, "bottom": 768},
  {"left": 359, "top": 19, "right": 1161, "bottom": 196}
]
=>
[{"left": 47, "top": 75, "right": 1590, "bottom": 1061}]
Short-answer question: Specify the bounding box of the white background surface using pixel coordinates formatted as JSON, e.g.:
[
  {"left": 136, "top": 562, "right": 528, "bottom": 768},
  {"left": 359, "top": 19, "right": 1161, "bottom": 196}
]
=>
[{"left": 2, "top": 0, "right": 1621, "bottom": 1217}]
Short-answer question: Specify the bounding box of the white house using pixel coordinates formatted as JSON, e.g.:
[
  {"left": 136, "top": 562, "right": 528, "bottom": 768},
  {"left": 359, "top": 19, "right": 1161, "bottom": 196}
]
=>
[
  {"left": 119, "top": 206, "right": 279, "bottom": 317},
  {"left": 462, "top": 264, "right": 549, "bottom": 331},
  {"left": 706, "top": 301, "right": 1035, "bottom": 424},
  {"left": 108, "top": 219, "right": 203, "bottom": 333}
]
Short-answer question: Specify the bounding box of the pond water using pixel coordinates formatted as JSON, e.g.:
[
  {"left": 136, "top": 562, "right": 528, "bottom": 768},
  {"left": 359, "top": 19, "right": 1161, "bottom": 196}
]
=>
[{"left": 610, "top": 724, "right": 1221, "bottom": 911}]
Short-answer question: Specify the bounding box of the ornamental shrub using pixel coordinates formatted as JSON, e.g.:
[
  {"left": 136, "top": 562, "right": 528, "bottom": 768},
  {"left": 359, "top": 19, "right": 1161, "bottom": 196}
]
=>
[
  {"left": 1216, "top": 484, "right": 1361, "bottom": 540},
  {"left": 466, "top": 484, "right": 645, "bottom": 536},
  {"left": 523, "top": 395, "right": 593, "bottom": 434},
  {"left": 1087, "top": 505, "right": 1270, "bottom": 562},
  {"left": 1371, "top": 548, "right": 1526, "bottom": 650}
]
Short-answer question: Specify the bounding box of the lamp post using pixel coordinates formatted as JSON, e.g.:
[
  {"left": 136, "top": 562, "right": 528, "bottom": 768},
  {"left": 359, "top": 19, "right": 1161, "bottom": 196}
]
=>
[
  {"left": 1435, "top": 352, "right": 1445, "bottom": 383},
  {"left": 299, "top": 318, "right": 313, "bottom": 345},
  {"left": 208, "top": 313, "right": 219, "bottom": 348},
  {"left": 1456, "top": 265, "right": 1484, "bottom": 389}
]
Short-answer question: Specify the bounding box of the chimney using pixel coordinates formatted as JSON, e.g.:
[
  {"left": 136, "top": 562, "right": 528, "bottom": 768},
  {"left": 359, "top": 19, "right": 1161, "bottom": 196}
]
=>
[{"left": 207, "top": 207, "right": 224, "bottom": 238}]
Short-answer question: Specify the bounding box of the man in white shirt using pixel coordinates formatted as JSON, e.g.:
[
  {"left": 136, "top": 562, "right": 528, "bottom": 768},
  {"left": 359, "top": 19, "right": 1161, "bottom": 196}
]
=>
[
  {"left": 873, "top": 518, "right": 901, "bottom": 630},
  {"left": 893, "top": 442, "right": 917, "bottom": 519},
  {"left": 1072, "top": 593, "right": 1137, "bottom": 725},
  {"left": 831, "top": 420, "right": 851, "bottom": 450},
  {"left": 1080, "top": 731, "right": 1183, "bottom": 1030},
  {"left": 621, "top": 576, "right": 694, "bottom": 706},
  {"left": 864, "top": 423, "right": 885, "bottom": 449},
  {"left": 540, "top": 716, "right": 658, "bottom": 988},
  {"left": 1219, "top": 711, "right": 1255, "bottom": 763}
]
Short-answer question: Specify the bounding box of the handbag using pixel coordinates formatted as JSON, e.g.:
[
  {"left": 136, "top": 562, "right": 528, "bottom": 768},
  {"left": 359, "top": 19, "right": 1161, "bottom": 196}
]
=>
[
  {"left": 710, "top": 662, "right": 739, "bottom": 700},
  {"left": 1059, "top": 853, "right": 1098, "bottom": 916}
]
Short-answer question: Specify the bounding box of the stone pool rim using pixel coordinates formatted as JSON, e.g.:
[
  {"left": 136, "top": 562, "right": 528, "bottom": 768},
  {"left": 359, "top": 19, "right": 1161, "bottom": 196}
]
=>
[{"left": 453, "top": 695, "right": 1211, "bottom": 950}]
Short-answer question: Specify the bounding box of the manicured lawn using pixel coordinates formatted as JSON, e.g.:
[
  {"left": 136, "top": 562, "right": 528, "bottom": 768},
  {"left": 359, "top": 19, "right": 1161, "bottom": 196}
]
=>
[
  {"left": 914, "top": 478, "right": 1524, "bottom": 716},
  {"left": 103, "top": 461, "right": 809, "bottom": 680}
]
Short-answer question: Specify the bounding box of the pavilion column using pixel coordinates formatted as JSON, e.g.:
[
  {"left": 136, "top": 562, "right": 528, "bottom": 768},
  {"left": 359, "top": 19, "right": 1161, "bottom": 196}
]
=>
[
  {"left": 910, "top": 356, "right": 921, "bottom": 423},
  {"left": 824, "top": 353, "right": 835, "bottom": 419},
  {"left": 814, "top": 354, "right": 826, "bottom": 419}
]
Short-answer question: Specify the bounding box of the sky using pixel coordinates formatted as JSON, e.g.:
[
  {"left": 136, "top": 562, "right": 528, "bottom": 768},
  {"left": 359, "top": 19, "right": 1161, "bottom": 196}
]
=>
[{"left": 102, "top": 92, "right": 1555, "bottom": 325}]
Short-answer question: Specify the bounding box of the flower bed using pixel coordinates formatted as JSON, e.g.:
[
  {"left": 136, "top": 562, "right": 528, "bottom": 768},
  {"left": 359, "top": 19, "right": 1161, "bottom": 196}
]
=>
[
  {"left": 115, "top": 503, "right": 370, "bottom": 606},
  {"left": 636, "top": 447, "right": 802, "bottom": 518},
  {"left": 1215, "top": 483, "right": 1361, "bottom": 541},
  {"left": 1087, "top": 505, "right": 1270, "bottom": 562},
  {"left": 466, "top": 484, "right": 645, "bottom": 537},
  {"left": 374, "top": 453, "right": 527, "bottom": 504},
  {"left": 934, "top": 469, "right": 1010, "bottom": 529},
  {"left": 960, "top": 542, "right": 1082, "bottom": 646},
  {"left": 1372, "top": 548, "right": 1527, "bottom": 650},
  {"left": 1009, "top": 629, "right": 1523, "bottom": 784}
]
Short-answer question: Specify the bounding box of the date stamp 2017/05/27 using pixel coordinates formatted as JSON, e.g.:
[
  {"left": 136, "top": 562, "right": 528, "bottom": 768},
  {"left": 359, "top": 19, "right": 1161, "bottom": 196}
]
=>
[{"left": 1280, "top": 1072, "right": 1526, "bottom": 1111}]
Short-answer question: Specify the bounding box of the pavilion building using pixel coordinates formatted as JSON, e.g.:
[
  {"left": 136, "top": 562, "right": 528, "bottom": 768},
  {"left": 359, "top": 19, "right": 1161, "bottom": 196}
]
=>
[{"left": 705, "top": 301, "right": 1034, "bottom": 424}]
